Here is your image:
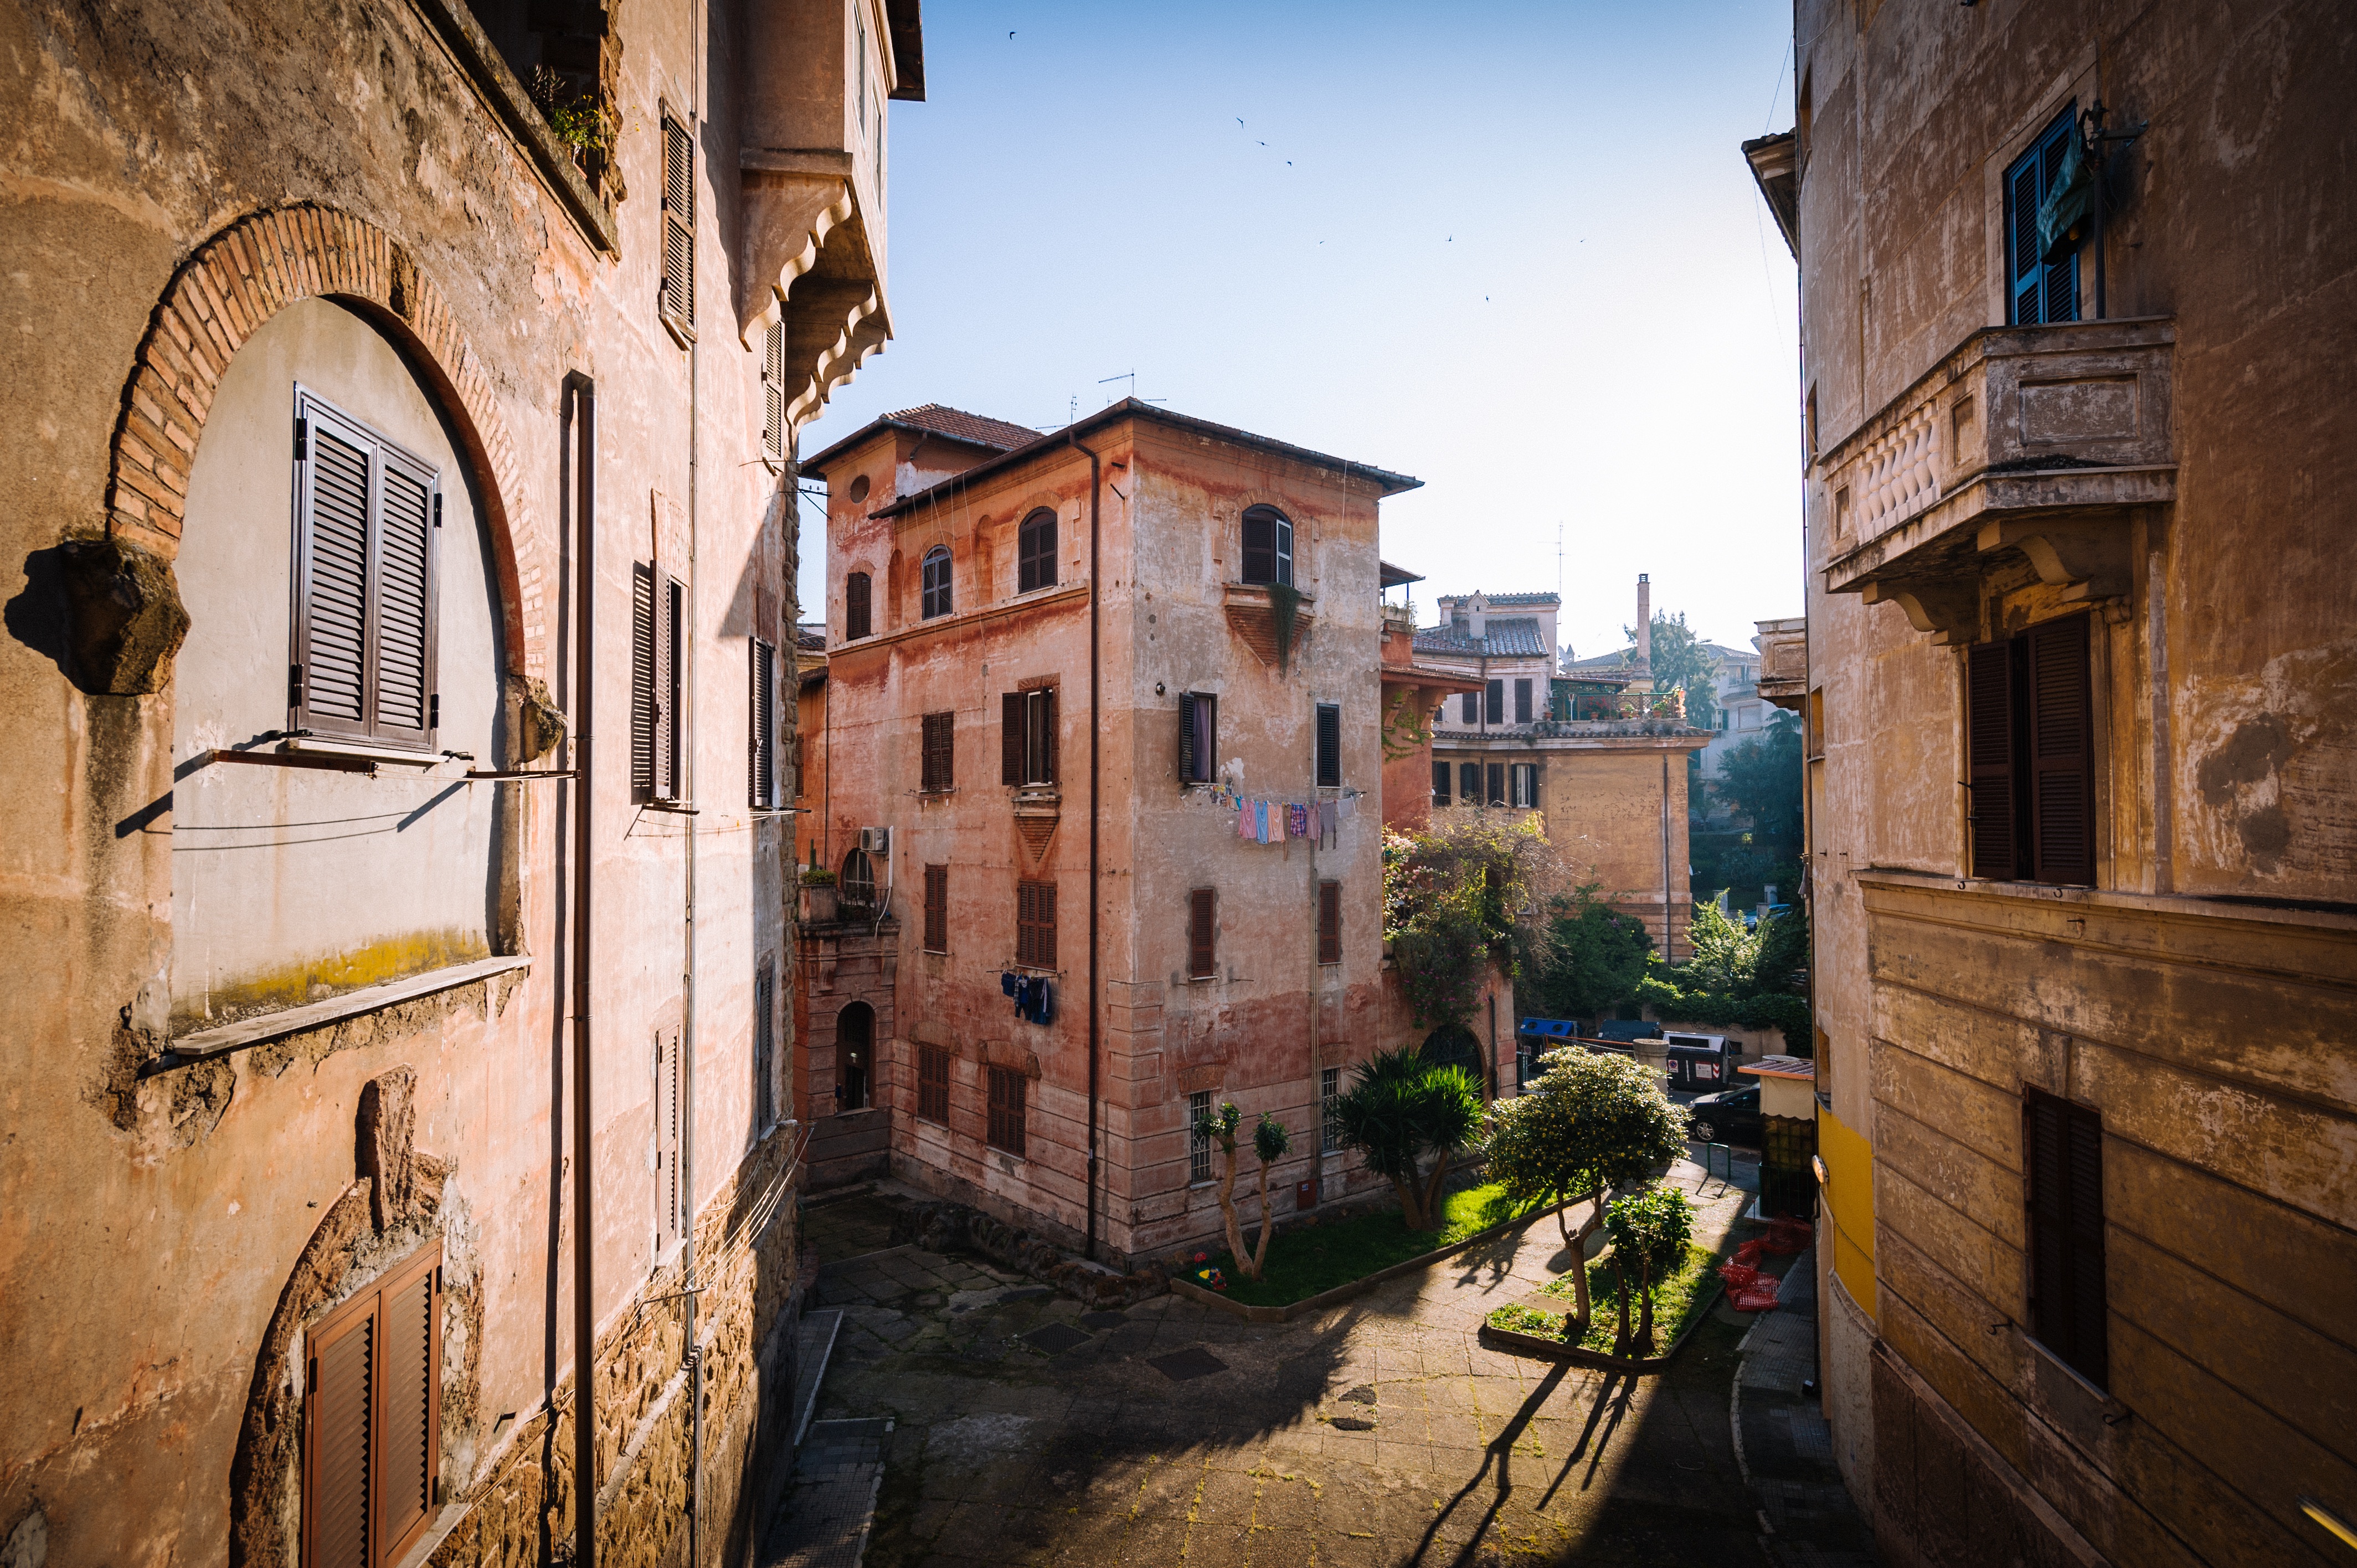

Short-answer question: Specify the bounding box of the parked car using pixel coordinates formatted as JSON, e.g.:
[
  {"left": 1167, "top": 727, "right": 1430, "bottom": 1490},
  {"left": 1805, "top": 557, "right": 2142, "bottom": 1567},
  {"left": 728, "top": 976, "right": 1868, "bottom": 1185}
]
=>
[{"left": 1685, "top": 1083, "right": 1763, "bottom": 1146}]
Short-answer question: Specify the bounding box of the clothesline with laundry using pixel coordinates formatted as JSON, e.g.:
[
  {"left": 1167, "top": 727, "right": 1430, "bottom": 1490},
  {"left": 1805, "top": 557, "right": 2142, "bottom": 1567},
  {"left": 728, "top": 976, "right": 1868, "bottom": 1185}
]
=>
[{"left": 1232, "top": 792, "right": 1361, "bottom": 847}]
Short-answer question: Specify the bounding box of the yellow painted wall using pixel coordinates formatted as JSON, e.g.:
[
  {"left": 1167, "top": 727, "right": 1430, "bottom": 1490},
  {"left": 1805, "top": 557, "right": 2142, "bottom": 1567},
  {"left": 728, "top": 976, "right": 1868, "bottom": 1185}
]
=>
[{"left": 1817, "top": 1103, "right": 1875, "bottom": 1319}]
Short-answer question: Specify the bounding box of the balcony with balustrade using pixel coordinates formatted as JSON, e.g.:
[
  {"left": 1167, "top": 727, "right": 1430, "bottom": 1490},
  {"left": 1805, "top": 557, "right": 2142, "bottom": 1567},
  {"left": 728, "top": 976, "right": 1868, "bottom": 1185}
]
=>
[{"left": 1818, "top": 317, "right": 2174, "bottom": 642}]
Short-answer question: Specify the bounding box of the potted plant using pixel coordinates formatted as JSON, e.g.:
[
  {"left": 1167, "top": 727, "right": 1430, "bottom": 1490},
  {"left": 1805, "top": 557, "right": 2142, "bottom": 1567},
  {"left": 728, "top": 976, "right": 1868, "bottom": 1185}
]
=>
[{"left": 798, "top": 854, "right": 837, "bottom": 924}]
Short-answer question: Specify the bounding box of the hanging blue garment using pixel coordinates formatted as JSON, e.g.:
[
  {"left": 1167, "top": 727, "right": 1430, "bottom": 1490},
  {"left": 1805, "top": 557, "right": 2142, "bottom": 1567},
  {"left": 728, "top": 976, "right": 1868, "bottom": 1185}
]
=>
[
  {"left": 1001, "top": 971, "right": 1019, "bottom": 999},
  {"left": 1029, "top": 980, "right": 1054, "bottom": 1026}
]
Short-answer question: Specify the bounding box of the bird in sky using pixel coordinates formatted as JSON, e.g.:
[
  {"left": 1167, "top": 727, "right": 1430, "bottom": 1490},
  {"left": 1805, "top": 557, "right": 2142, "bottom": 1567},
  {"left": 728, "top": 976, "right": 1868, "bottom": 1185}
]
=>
[
  {"left": 1008, "top": 30, "right": 1016, "bottom": 39},
  {"left": 1236, "top": 117, "right": 1244, "bottom": 126}
]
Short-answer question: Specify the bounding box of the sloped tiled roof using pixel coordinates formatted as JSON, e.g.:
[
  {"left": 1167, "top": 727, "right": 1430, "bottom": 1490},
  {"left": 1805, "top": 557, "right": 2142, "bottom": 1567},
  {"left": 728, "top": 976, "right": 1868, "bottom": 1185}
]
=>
[
  {"left": 887, "top": 403, "right": 1043, "bottom": 452},
  {"left": 796, "top": 624, "right": 828, "bottom": 653},
  {"left": 1413, "top": 617, "right": 1551, "bottom": 659},
  {"left": 1471, "top": 591, "right": 1560, "bottom": 607}
]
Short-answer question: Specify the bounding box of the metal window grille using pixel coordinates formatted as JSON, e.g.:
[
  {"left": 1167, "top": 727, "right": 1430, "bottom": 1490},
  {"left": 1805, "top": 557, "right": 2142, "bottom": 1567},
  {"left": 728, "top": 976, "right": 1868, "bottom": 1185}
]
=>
[
  {"left": 1320, "top": 1067, "right": 1342, "bottom": 1154},
  {"left": 1189, "top": 1089, "right": 1213, "bottom": 1182}
]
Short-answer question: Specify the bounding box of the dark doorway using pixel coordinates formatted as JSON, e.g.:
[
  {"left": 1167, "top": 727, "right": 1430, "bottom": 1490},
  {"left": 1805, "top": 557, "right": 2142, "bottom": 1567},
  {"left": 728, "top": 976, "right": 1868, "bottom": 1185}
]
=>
[
  {"left": 1422, "top": 1025, "right": 1483, "bottom": 1080},
  {"left": 835, "top": 1001, "right": 873, "bottom": 1112}
]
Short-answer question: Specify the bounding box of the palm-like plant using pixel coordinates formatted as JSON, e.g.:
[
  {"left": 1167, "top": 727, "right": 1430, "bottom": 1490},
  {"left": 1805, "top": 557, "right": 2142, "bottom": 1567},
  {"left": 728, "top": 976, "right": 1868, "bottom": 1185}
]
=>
[{"left": 1331, "top": 1045, "right": 1485, "bottom": 1230}]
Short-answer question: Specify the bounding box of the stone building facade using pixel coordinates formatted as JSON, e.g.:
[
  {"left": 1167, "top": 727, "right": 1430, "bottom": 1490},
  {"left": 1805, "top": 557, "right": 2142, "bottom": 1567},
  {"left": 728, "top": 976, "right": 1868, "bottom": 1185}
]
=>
[
  {"left": 1755, "top": 2, "right": 2357, "bottom": 1563},
  {"left": 1421, "top": 582, "right": 1712, "bottom": 959},
  {"left": 798, "top": 401, "right": 1428, "bottom": 1266},
  {"left": 0, "top": 2, "right": 921, "bottom": 1564}
]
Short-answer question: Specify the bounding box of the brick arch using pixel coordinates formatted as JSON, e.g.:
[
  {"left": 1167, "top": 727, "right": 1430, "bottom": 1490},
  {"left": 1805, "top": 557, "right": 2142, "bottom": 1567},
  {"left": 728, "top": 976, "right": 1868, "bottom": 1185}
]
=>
[{"left": 105, "top": 204, "right": 546, "bottom": 678}]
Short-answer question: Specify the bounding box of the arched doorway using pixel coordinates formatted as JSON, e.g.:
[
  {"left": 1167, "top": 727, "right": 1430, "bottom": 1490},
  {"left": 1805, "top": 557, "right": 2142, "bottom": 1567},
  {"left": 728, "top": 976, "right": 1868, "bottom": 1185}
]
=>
[
  {"left": 1421, "top": 1025, "right": 1483, "bottom": 1080},
  {"left": 835, "top": 1000, "right": 873, "bottom": 1112}
]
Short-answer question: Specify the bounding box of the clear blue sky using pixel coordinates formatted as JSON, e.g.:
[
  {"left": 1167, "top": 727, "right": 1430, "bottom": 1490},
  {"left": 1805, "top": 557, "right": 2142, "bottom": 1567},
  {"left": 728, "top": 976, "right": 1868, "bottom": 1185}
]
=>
[{"left": 796, "top": 0, "right": 1799, "bottom": 663}]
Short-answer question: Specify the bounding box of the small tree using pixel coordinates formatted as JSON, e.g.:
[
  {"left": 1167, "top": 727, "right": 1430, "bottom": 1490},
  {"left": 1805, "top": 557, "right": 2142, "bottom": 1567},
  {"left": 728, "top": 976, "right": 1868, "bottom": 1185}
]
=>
[
  {"left": 1245, "top": 1112, "right": 1291, "bottom": 1280},
  {"left": 1603, "top": 1185, "right": 1696, "bottom": 1354},
  {"left": 1331, "top": 1045, "right": 1485, "bottom": 1231},
  {"left": 1482, "top": 1050, "right": 1689, "bottom": 1332},
  {"left": 1516, "top": 881, "right": 1656, "bottom": 1021},
  {"left": 1192, "top": 1103, "right": 1300, "bottom": 1282},
  {"left": 1714, "top": 710, "right": 1803, "bottom": 843}
]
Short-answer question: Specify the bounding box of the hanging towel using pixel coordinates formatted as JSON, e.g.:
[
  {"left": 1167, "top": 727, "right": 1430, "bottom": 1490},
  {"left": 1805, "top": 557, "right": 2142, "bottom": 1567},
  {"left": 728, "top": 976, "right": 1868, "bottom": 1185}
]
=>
[
  {"left": 1255, "top": 801, "right": 1270, "bottom": 844},
  {"left": 1307, "top": 802, "right": 1323, "bottom": 843},
  {"left": 1288, "top": 803, "right": 1308, "bottom": 839},
  {"left": 1238, "top": 802, "right": 1254, "bottom": 840}
]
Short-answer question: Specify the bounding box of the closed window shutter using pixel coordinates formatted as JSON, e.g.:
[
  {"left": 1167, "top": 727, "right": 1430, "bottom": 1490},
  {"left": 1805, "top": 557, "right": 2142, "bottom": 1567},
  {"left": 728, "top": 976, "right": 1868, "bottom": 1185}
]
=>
[
  {"left": 1315, "top": 703, "right": 1341, "bottom": 787},
  {"left": 1002, "top": 693, "right": 1024, "bottom": 785},
  {"left": 1527, "top": 765, "right": 1542, "bottom": 814},
  {"left": 1040, "top": 688, "right": 1059, "bottom": 785},
  {"left": 1177, "top": 694, "right": 1198, "bottom": 783},
  {"left": 2027, "top": 614, "right": 2093, "bottom": 885},
  {"left": 1514, "top": 679, "right": 1532, "bottom": 724},
  {"left": 631, "top": 565, "right": 658, "bottom": 800},
  {"left": 1460, "top": 692, "right": 1477, "bottom": 724},
  {"left": 1188, "top": 888, "right": 1215, "bottom": 978},
  {"left": 656, "top": 576, "right": 682, "bottom": 801},
  {"left": 295, "top": 391, "right": 440, "bottom": 750},
  {"left": 2009, "top": 157, "right": 2045, "bottom": 323},
  {"left": 762, "top": 322, "right": 785, "bottom": 464},
  {"left": 299, "top": 421, "right": 373, "bottom": 735},
  {"left": 1020, "top": 510, "right": 1056, "bottom": 592},
  {"left": 1966, "top": 641, "right": 2019, "bottom": 880},
  {"left": 307, "top": 1301, "right": 375, "bottom": 1568},
  {"left": 1318, "top": 881, "right": 1341, "bottom": 965},
  {"left": 1487, "top": 762, "right": 1504, "bottom": 806},
  {"left": 845, "top": 572, "right": 871, "bottom": 641},
  {"left": 924, "top": 864, "right": 948, "bottom": 952},
  {"left": 922, "top": 711, "right": 953, "bottom": 792},
  {"left": 1460, "top": 762, "right": 1479, "bottom": 803},
  {"left": 2025, "top": 1091, "right": 2107, "bottom": 1387},
  {"left": 755, "top": 966, "right": 775, "bottom": 1128},
  {"left": 1485, "top": 680, "right": 1503, "bottom": 724},
  {"left": 376, "top": 1260, "right": 435, "bottom": 1559},
  {"left": 1432, "top": 761, "right": 1449, "bottom": 804},
  {"left": 373, "top": 457, "right": 436, "bottom": 745},
  {"left": 1241, "top": 511, "right": 1273, "bottom": 584},
  {"left": 662, "top": 118, "right": 694, "bottom": 326},
  {"left": 750, "top": 639, "right": 776, "bottom": 807},
  {"left": 1016, "top": 881, "right": 1036, "bottom": 967},
  {"left": 1035, "top": 880, "right": 1056, "bottom": 968}
]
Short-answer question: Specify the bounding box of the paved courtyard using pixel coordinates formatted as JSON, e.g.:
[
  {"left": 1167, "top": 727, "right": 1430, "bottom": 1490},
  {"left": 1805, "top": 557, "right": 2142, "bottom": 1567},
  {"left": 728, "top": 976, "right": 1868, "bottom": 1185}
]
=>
[{"left": 800, "top": 1164, "right": 1776, "bottom": 1567}]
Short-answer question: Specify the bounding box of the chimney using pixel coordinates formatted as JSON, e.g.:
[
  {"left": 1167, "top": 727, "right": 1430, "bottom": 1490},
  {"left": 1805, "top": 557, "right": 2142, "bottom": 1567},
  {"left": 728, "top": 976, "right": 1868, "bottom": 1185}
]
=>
[{"left": 1635, "top": 574, "right": 1652, "bottom": 675}]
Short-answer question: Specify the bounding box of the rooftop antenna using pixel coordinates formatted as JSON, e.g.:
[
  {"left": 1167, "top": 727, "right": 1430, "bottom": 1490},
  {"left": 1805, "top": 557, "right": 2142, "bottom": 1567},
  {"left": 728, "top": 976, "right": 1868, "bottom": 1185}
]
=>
[
  {"left": 1555, "top": 521, "right": 1565, "bottom": 664},
  {"left": 1098, "top": 370, "right": 1136, "bottom": 405}
]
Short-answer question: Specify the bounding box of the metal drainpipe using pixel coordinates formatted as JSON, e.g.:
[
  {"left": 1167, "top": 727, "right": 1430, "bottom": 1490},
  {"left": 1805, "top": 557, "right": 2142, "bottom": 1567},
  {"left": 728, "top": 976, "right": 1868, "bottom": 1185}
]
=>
[
  {"left": 564, "top": 370, "right": 598, "bottom": 1568},
  {"left": 1068, "top": 430, "right": 1103, "bottom": 1263}
]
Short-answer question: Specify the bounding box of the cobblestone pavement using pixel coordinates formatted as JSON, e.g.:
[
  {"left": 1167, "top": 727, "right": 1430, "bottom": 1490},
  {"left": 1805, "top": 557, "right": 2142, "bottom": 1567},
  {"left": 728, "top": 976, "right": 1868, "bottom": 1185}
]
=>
[{"left": 801, "top": 1165, "right": 1776, "bottom": 1567}]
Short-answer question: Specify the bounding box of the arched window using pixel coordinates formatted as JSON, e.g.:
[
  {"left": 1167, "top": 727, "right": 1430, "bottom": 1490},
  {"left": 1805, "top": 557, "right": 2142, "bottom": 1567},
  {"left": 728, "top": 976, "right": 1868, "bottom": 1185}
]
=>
[
  {"left": 838, "top": 847, "right": 877, "bottom": 910},
  {"left": 1018, "top": 508, "right": 1057, "bottom": 594},
  {"left": 920, "top": 545, "right": 952, "bottom": 620},
  {"left": 1241, "top": 506, "right": 1293, "bottom": 587},
  {"left": 844, "top": 570, "right": 871, "bottom": 640}
]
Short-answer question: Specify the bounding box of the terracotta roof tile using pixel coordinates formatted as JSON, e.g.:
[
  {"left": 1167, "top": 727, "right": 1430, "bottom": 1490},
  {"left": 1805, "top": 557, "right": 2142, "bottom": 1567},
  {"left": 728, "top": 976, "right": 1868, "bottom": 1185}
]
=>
[
  {"left": 1413, "top": 617, "right": 1551, "bottom": 659},
  {"left": 886, "top": 404, "right": 1043, "bottom": 451}
]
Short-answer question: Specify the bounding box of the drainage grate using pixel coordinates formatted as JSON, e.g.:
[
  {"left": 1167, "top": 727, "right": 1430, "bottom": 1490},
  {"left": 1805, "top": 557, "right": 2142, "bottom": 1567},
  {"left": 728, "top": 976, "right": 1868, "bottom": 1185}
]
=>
[
  {"left": 1147, "top": 1345, "right": 1229, "bottom": 1381},
  {"left": 1021, "top": 1322, "right": 1093, "bottom": 1356}
]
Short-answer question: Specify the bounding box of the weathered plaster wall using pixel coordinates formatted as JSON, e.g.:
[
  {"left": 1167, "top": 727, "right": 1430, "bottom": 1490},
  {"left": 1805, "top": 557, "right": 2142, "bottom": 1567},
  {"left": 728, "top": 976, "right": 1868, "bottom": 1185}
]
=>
[
  {"left": 1789, "top": 1, "right": 2357, "bottom": 1562},
  {"left": 0, "top": 0, "right": 861, "bottom": 1559}
]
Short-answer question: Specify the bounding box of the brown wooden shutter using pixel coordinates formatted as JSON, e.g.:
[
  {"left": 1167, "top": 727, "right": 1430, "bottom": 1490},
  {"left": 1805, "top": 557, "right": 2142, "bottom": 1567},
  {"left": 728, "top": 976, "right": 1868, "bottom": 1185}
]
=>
[
  {"left": 375, "top": 1253, "right": 436, "bottom": 1562},
  {"left": 1432, "top": 761, "right": 1449, "bottom": 805},
  {"left": 297, "top": 415, "right": 373, "bottom": 737},
  {"left": 1015, "top": 881, "right": 1037, "bottom": 967},
  {"left": 2025, "top": 1090, "right": 2107, "bottom": 1387},
  {"left": 1527, "top": 765, "right": 1543, "bottom": 815},
  {"left": 922, "top": 711, "right": 953, "bottom": 792},
  {"left": 306, "top": 1297, "right": 375, "bottom": 1568},
  {"left": 1318, "top": 881, "right": 1341, "bottom": 964},
  {"left": 1177, "top": 694, "right": 1196, "bottom": 783},
  {"left": 1042, "top": 688, "right": 1059, "bottom": 784},
  {"left": 1035, "top": 880, "right": 1057, "bottom": 968},
  {"left": 924, "top": 864, "right": 948, "bottom": 953},
  {"left": 2026, "top": 614, "right": 2094, "bottom": 885},
  {"left": 1002, "top": 692, "right": 1024, "bottom": 785},
  {"left": 1486, "top": 763, "right": 1504, "bottom": 806},
  {"left": 1315, "top": 703, "right": 1341, "bottom": 787},
  {"left": 631, "top": 565, "right": 658, "bottom": 800},
  {"left": 845, "top": 571, "right": 871, "bottom": 641},
  {"left": 1965, "top": 639, "right": 2019, "bottom": 879},
  {"left": 1188, "top": 889, "right": 1216, "bottom": 978}
]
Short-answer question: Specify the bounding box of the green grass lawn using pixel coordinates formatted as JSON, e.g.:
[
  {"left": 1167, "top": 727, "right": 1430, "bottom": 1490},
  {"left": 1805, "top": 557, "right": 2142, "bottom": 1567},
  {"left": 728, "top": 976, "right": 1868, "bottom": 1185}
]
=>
[
  {"left": 1483, "top": 1241, "right": 1720, "bottom": 1355},
  {"left": 1190, "top": 1182, "right": 1539, "bottom": 1308}
]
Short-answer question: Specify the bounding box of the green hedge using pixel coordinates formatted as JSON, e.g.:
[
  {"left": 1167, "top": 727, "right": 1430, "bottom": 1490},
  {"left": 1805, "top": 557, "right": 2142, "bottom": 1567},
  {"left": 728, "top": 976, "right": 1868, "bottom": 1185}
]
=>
[{"left": 1633, "top": 976, "right": 1808, "bottom": 1045}]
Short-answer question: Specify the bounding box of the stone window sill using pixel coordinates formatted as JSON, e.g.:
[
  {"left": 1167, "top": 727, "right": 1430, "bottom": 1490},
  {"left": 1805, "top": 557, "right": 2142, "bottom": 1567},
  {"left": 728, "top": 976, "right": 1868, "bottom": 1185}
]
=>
[{"left": 167, "top": 955, "right": 531, "bottom": 1061}]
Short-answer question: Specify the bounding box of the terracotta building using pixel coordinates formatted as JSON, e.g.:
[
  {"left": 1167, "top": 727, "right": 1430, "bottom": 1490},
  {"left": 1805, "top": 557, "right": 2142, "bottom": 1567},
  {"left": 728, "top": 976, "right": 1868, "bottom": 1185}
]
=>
[
  {"left": 797, "top": 400, "right": 1431, "bottom": 1263},
  {"left": 1421, "top": 580, "right": 1712, "bottom": 958},
  {"left": 0, "top": 2, "right": 920, "bottom": 1564},
  {"left": 1753, "top": 2, "right": 2357, "bottom": 1563}
]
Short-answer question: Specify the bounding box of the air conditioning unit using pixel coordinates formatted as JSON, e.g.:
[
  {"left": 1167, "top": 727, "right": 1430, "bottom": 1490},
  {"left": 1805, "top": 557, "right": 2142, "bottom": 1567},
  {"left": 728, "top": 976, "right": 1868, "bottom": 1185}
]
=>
[{"left": 860, "top": 826, "right": 891, "bottom": 857}]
